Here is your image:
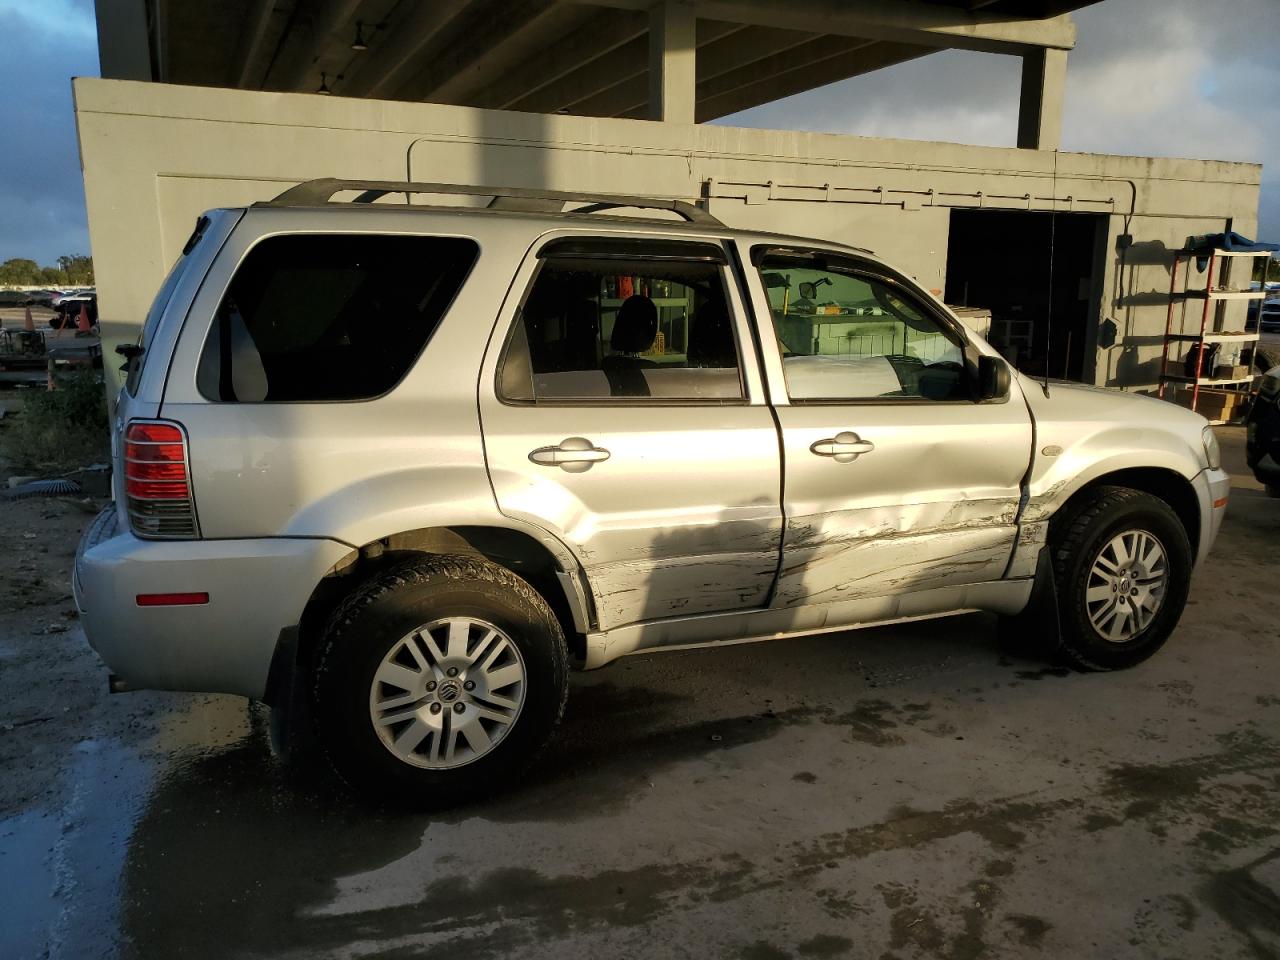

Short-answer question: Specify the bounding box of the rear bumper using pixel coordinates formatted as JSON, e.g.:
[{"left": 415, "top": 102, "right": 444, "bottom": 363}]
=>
[
  {"left": 1193, "top": 467, "right": 1230, "bottom": 569},
  {"left": 73, "top": 507, "right": 350, "bottom": 699}
]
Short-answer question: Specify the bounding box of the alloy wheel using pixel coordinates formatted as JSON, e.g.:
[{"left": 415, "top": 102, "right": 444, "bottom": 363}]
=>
[
  {"left": 368, "top": 617, "right": 526, "bottom": 769},
  {"left": 1084, "top": 529, "right": 1168, "bottom": 643}
]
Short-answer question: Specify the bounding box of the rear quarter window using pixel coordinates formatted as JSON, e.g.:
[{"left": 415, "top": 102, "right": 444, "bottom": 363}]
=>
[
  {"left": 197, "top": 234, "right": 477, "bottom": 402},
  {"left": 125, "top": 219, "right": 206, "bottom": 396}
]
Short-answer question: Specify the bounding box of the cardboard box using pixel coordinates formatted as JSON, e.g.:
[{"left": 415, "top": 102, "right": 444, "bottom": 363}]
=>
[
  {"left": 1213, "top": 364, "right": 1250, "bottom": 381},
  {"left": 1174, "top": 386, "right": 1242, "bottom": 421}
]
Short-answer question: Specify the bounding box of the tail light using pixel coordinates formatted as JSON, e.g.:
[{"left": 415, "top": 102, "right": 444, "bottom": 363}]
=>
[{"left": 124, "top": 420, "right": 199, "bottom": 538}]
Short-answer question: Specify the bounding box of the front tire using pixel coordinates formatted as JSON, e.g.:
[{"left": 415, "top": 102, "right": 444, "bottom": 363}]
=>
[
  {"left": 1050, "top": 486, "right": 1192, "bottom": 670},
  {"left": 312, "top": 555, "right": 569, "bottom": 806}
]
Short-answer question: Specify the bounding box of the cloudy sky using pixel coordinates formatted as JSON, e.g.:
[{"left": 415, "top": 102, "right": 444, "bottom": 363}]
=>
[
  {"left": 723, "top": 0, "right": 1280, "bottom": 239},
  {"left": 0, "top": 0, "right": 1277, "bottom": 267}
]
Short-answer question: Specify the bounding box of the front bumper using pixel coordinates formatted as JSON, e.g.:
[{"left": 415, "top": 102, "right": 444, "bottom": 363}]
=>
[
  {"left": 74, "top": 506, "right": 350, "bottom": 699},
  {"left": 1193, "top": 467, "right": 1230, "bottom": 569}
]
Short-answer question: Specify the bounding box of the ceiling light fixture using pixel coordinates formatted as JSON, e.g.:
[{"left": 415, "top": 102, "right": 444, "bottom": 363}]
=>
[{"left": 351, "top": 21, "right": 368, "bottom": 51}]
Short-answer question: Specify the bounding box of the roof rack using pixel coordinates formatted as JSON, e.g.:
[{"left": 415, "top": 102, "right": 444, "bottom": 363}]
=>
[{"left": 261, "top": 178, "right": 723, "bottom": 226}]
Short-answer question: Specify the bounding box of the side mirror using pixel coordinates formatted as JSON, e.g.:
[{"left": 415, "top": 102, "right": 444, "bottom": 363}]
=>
[
  {"left": 798, "top": 281, "right": 815, "bottom": 300},
  {"left": 978, "top": 354, "right": 1010, "bottom": 401}
]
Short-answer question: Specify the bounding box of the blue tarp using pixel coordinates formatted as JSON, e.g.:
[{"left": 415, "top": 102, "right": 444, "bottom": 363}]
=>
[{"left": 1187, "top": 232, "right": 1279, "bottom": 271}]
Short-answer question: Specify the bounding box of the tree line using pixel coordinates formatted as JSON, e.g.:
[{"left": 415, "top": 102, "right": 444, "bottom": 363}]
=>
[
  {"left": 1252, "top": 255, "right": 1280, "bottom": 284},
  {"left": 0, "top": 255, "right": 94, "bottom": 286}
]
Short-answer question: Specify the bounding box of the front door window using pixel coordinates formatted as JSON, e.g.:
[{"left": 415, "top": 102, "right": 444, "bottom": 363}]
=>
[{"left": 757, "top": 258, "right": 969, "bottom": 402}]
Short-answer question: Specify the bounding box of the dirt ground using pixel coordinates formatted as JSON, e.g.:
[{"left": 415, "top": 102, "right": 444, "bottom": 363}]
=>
[{"left": 2, "top": 426, "right": 1279, "bottom": 960}]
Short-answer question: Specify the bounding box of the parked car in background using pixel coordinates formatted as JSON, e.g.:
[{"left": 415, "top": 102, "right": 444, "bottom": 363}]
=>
[
  {"left": 75, "top": 180, "right": 1230, "bottom": 806},
  {"left": 1259, "top": 300, "right": 1280, "bottom": 334},
  {"left": 1247, "top": 365, "right": 1280, "bottom": 495},
  {"left": 50, "top": 292, "right": 96, "bottom": 329},
  {"left": 29, "top": 289, "right": 62, "bottom": 308}
]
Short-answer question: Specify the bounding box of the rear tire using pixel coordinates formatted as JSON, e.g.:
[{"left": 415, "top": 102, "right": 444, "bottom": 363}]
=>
[
  {"left": 1049, "top": 486, "right": 1192, "bottom": 671},
  {"left": 1266, "top": 483, "right": 1280, "bottom": 499},
  {"left": 312, "top": 555, "right": 569, "bottom": 806}
]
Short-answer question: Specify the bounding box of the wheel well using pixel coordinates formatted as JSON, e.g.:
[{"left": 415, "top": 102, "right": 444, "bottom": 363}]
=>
[
  {"left": 1061, "top": 468, "right": 1200, "bottom": 556},
  {"left": 290, "top": 527, "right": 589, "bottom": 692}
]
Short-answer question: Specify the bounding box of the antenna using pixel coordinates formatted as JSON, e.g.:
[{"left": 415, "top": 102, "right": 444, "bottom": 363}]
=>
[{"left": 1042, "top": 147, "right": 1059, "bottom": 398}]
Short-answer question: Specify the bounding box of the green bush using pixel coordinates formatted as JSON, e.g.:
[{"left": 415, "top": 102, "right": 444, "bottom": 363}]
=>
[{"left": 2, "top": 370, "right": 110, "bottom": 473}]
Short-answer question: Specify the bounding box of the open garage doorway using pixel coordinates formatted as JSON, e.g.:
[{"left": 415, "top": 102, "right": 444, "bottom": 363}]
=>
[{"left": 945, "top": 210, "right": 1107, "bottom": 383}]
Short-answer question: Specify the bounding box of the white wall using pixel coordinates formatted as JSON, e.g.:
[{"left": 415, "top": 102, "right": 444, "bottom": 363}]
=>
[{"left": 73, "top": 77, "right": 1262, "bottom": 393}]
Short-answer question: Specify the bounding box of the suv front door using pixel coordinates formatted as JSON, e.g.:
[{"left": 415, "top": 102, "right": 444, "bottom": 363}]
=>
[
  {"left": 480, "top": 235, "right": 782, "bottom": 631},
  {"left": 744, "top": 244, "right": 1032, "bottom": 613}
]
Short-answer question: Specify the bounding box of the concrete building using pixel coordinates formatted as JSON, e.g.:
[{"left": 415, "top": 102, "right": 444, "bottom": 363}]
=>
[{"left": 81, "top": 0, "right": 1264, "bottom": 394}]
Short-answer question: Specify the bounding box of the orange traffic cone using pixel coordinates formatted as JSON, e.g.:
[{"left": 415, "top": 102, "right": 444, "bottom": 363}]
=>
[
  {"left": 76, "top": 303, "right": 92, "bottom": 334},
  {"left": 23, "top": 305, "right": 35, "bottom": 332}
]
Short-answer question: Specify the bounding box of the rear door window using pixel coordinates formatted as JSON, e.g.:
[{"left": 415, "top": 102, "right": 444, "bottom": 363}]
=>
[
  {"left": 197, "top": 234, "right": 477, "bottom": 402},
  {"left": 498, "top": 240, "right": 744, "bottom": 402}
]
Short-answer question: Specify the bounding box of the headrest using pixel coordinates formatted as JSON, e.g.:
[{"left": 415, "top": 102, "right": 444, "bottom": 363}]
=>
[
  {"left": 610, "top": 295, "right": 657, "bottom": 354},
  {"left": 687, "top": 299, "right": 734, "bottom": 366}
]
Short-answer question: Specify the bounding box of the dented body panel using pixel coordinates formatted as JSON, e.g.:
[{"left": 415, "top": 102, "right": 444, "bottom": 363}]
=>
[
  {"left": 1018, "top": 376, "right": 1208, "bottom": 521},
  {"left": 478, "top": 228, "right": 782, "bottom": 631},
  {"left": 764, "top": 399, "right": 1032, "bottom": 608}
]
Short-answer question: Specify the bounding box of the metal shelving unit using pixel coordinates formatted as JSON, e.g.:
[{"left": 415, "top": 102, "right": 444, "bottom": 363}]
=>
[{"left": 1158, "top": 247, "right": 1270, "bottom": 424}]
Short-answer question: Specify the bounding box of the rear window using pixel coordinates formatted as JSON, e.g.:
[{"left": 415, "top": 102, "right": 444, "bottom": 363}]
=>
[{"left": 197, "top": 234, "right": 477, "bottom": 402}]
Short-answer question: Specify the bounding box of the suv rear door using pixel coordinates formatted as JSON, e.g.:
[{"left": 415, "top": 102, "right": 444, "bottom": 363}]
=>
[
  {"left": 479, "top": 233, "right": 782, "bottom": 631},
  {"left": 742, "top": 243, "right": 1032, "bottom": 612}
]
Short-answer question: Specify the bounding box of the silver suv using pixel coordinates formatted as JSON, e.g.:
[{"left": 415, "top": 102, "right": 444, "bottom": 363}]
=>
[{"left": 75, "top": 179, "right": 1230, "bottom": 804}]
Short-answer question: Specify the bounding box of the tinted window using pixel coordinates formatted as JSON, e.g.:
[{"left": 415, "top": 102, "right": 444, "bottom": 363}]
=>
[
  {"left": 500, "top": 251, "right": 742, "bottom": 402},
  {"left": 757, "top": 256, "right": 969, "bottom": 402},
  {"left": 198, "top": 234, "right": 476, "bottom": 402}
]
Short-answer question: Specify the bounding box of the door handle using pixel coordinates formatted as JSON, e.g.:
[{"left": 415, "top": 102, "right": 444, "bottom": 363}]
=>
[
  {"left": 529, "top": 437, "right": 612, "bottom": 472},
  {"left": 810, "top": 431, "right": 875, "bottom": 463}
]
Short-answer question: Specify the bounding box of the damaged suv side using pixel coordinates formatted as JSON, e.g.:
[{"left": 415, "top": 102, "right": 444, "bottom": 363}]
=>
[{"left": 75, "top": 180, "right": 1229, "bottom": 804}]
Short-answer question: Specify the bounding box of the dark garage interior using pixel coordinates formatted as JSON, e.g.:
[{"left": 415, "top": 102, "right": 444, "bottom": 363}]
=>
[{"left": 945, "top": 209, "right": 1105, "bottom": 383}]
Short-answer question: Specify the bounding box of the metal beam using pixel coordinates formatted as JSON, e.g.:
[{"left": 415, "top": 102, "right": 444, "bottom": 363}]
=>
[
  {"left": 468, "top": 8, "right": 649, "bottom": 110},
  {"left": 696, "top": 24, "right": 819, "bottom": 83},
  {"left": 1017, "top": 47, "right": 1067, "bottom": 149},
  {"left": 339, "top": 0, "right": 472, "bottom": 98},
  {"left": 648, "top": 0, "right": 697, "bottom": 122},
  {"left": 95, "top": 0, "right": 153, "bottom": 81},
  {"left": 566, "top": 0, "right": 1077, "bottom": 53},
  {"left": 696, "top": 39, "right": 936, "bottom": 121},
  {"left": 264, "top": 0, "right": 364, "bottom": 91},
  {"left": 603, "top": 25, "right": 824, "bottom": 118},
  {"left": 231, "top": 0, "right": 277, "bottom": 89},
  {"left": 394, "top": 0, "right": 572, "bottom": 103},
  {"left": 696, "top": 34, "right": 875, "bottom": 104},
  {"left": 511, "top": 20, "right": 741, "bottom": 116}
]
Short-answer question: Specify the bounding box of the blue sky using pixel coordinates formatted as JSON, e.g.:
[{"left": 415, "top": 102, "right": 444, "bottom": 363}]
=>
[{"left": 0, "top": 0, "right": 1276, "bottom": 266}]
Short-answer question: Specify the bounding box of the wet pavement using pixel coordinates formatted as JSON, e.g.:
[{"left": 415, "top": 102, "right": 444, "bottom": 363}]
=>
[{"left": 4, "top": 427, "right": 1280, "bottom": 959}]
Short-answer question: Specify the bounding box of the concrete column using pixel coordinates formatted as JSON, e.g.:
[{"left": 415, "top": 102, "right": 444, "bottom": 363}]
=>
[
  {"left": 648, "top": 0, "right": 696, "bottom": 124},
  {"left": 1017, "top": 47, "right": 1067, "bottom": 150},
  {"left": 94, "top": 0, "right": 154, "bottom": 81}
]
